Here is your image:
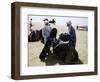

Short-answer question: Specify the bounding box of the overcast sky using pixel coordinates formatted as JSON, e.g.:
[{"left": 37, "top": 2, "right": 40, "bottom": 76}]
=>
[{"left": 28, "top": 15, "right": 88, "bottom": 26}]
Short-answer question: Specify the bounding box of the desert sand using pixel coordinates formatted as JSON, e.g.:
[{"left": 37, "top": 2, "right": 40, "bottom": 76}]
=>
[{"left": 28, "top": 23, "right": 88, "bottom": 66}]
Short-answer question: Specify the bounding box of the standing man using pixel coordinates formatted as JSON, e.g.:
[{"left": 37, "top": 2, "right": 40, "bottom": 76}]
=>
[
  {"left": 40, "top": 18, "right": 52, "bottom": 61},
  {"left": 40, "top": 18, "right": 57, "bottom": 61},
  {"left": 66, "top": 21, "right": 76, "bottom": 48},
  {"left": 29, "top": 18, "right": 33, "bottom": 32}
]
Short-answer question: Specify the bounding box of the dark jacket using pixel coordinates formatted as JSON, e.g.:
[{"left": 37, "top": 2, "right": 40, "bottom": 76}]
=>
[{"left": 68, "top": 26, "right": 76, "bottom": 48}]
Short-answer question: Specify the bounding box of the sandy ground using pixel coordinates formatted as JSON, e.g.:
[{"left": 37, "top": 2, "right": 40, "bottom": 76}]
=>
[{"left": 28, "top": 23, "right": 88, "bottom": 66}]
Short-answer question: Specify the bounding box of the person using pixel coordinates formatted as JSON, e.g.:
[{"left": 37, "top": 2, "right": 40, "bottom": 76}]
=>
[
  {"left": 40, "top": 18, "right": 53, "bottom": 61},
  {"left": 66, "top": 21, "right": 76, "bottom": 48},
  {"left": 49, "top": 19, "right": 57, "bottom": 45},
  {"left": 76, "top": 25, "right": 78, "bottom": 30},
  {"left": 39, "top": 18, "right": 57, "bottom": 61},
  {"left": 29, "top": 18, "right": 33, "bottom": 32}
]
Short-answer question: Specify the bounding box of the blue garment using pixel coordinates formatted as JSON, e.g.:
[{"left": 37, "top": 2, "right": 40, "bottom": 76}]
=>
[{"left": 68, "top": 26, "right": 76, "bottom": 48}]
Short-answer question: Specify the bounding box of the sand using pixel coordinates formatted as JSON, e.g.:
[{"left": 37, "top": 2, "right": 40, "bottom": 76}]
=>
[{"left": 28, "top": 23, "right": 88, "bottom": 66}]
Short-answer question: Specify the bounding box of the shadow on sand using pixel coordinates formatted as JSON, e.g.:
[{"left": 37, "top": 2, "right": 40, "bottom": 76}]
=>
[{"left": 44, "top": 54, "right": 83, "bottom": 66}]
